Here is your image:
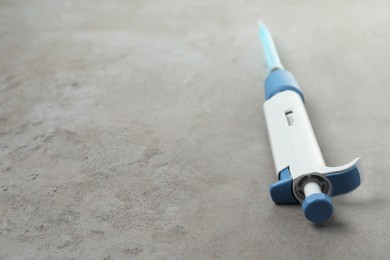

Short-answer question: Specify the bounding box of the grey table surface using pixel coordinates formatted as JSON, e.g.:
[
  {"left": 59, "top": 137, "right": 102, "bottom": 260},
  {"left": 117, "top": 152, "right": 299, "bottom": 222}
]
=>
[{"left": 1, "top": 0, "right": 389, "bottom": 259}]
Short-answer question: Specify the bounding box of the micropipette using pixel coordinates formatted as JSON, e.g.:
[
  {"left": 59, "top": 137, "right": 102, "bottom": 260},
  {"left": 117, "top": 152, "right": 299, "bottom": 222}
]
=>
[{"left": 259, "top": 22, "right": 361, "bottom": 223}]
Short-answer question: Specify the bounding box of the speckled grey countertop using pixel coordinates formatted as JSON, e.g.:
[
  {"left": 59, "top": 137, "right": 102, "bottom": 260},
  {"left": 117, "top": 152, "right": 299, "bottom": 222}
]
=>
[{"left": 1, "top": 0, "right": 389, "bottom": 259}]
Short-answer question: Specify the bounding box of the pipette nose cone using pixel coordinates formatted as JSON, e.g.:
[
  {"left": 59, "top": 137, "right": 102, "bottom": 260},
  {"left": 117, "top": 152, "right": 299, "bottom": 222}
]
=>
[{"left": 302, "top": 193, "right": 333, "bottom": 223}]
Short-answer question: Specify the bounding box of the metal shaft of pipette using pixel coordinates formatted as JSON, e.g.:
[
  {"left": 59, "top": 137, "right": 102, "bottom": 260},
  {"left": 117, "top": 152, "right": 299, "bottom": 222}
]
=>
[{"left": 258, "top": 21, "right": 284, "bottom": 72}]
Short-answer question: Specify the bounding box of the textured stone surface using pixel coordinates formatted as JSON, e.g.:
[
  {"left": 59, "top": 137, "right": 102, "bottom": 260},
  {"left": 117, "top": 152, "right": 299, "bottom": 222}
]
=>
[{"left": 1, "top": 0, "right": 389, "bottom": 259}]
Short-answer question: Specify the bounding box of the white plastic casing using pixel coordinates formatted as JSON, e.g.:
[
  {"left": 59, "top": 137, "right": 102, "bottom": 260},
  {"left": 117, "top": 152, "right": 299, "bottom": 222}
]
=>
[
  {"left": 263, "top": 90, "right": 359, "bottom": 180},
  {"left": 264, "top": 91, "right": 325, "bottom": 179}
]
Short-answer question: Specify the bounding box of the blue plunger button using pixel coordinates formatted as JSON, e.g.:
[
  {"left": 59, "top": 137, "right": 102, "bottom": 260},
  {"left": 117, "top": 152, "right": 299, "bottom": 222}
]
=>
[{"left": 302, "top": 193, "right": 334, "bottom": 223}]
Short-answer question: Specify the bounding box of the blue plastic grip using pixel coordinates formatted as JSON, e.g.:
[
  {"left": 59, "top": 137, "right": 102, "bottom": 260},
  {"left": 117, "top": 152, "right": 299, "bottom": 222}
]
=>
[
  {"left": 326, "top": 166, "right": 361, "bottom": 196},
  {"left": 269, "top": 166, "right": 361, "bottom": 206},
  {"left": 269, "top": 168, "right": 298, "bottom": 204}
]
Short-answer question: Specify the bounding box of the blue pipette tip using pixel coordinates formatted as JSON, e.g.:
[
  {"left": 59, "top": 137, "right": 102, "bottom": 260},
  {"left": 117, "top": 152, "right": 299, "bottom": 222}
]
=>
[{"left": 258, "top": 20, "right": 283, "bottom": 72}]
